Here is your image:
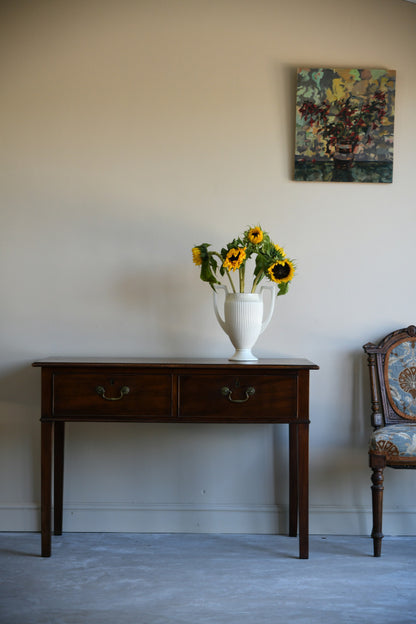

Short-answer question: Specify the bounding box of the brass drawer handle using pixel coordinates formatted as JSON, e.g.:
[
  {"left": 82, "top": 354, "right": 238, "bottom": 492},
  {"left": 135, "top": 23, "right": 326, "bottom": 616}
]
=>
[
  {"left": 96, "top": 385, "right": 130, "bottom": 401},
  {"left": 221, "top": 386, "right": 255, "bottom": 403}
]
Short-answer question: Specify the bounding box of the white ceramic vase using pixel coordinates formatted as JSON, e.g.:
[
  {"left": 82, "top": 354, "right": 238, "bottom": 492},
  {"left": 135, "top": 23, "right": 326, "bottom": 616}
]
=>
[{"left": 213, "top": 285, "right": 276, "bottom": 361}]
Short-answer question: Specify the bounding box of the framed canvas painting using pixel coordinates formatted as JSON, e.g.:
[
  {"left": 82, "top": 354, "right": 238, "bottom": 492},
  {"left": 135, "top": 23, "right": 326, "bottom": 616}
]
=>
[{"left": 294, "top": 68, "right": 396, "bottom": 182}]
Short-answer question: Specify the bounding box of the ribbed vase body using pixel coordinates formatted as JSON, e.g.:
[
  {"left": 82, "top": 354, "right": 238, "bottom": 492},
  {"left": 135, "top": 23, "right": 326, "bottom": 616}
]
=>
[{"left": 223, "top": 294, "right": 263, "bottom": 361}]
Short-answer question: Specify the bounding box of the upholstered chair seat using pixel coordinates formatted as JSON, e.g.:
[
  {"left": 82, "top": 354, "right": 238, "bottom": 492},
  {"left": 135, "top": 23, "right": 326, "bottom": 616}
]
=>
[{"left": 369, "top": 424, "right": 416, "bottom": 460}]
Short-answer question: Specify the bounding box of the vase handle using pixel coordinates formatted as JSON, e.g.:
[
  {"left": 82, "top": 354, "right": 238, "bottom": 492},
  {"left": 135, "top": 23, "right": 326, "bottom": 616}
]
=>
[
  {"left": 212, "top": 285, "right": 228, "bottom": 332},
  {"left": 260, "top": 284, "right": 276, "bottom": 334}
]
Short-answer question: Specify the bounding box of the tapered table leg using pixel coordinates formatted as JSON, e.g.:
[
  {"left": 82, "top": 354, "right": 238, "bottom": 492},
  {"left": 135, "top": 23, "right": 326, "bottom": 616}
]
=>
[
  {"left": 54, "top": 422, "right": 65, "bottom": 536},
  {"left": 289, "top": 423, "right": 298, "bottom": 537},
  {"left": 298, "top": 422, "right": 309, "bottom": 559},
  {"left": 41, "top": 422, "right": 53, "bottom": 557}
]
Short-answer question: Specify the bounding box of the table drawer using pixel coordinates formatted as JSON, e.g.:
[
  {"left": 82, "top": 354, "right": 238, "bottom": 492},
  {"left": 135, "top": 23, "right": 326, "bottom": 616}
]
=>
[
  {"left": 178, "top": 373, "right": 297, "bottom": 421},
  {"left": 52, "top": 372, "right": 172, "bottom": 418}
]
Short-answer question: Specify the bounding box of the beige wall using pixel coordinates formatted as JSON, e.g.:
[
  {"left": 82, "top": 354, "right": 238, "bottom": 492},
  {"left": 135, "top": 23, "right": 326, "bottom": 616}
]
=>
[{"left": 1, "top": 0, "right": 416, "bottom": 535}]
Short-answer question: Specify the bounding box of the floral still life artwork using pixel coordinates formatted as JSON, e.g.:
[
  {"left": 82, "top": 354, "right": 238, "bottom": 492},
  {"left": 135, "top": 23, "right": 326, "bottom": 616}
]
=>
[
  {"left": 192, "top": 226, "right": 295, "bottom": 296},
  {"left": 294, "top": 68, "right": 396, "bottom": 183}
]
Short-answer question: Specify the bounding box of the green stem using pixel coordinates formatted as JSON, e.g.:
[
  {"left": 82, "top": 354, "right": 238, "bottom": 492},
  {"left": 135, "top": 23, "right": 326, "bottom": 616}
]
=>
[
  {"left": 239, "top": 265, "right": 245, "bottom": 293},
  {"left": 251, "top": 270, "right": 264, "bottom": 293},
  {"left": 227, "top": 271, "right": 236, "bottom": 293}
]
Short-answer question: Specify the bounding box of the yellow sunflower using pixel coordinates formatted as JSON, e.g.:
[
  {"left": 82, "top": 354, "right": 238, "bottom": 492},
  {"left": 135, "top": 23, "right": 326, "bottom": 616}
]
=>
[
  {"left": 223, "top": 247, "right": 246, "bottom": 272},
  {"left": 192, "top": 247, "right": 203, "bottom": 266},
  {"left": 274, "top": 245, "right": 286, "bottom": 257},
  {"left": 248, "top": 227, "right": 263, "bottom": 244},
  {"left": 268, "top": 259, "right": 295, "bottom": 284}
]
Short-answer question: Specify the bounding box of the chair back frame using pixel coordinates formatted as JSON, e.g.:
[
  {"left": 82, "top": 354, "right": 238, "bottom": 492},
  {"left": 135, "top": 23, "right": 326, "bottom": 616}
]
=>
[{"left": 363, "top": 325, "right": 416, "bottom": 430}]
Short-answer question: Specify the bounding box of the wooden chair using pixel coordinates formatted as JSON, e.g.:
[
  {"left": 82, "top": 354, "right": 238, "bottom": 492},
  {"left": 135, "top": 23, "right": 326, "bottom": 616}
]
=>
[{"left": 363, "top": 325, "right": 416, "bottom": 556}]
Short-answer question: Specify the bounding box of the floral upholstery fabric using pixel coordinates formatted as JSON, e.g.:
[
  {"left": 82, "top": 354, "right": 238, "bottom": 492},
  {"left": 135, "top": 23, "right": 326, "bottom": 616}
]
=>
[
  {"left": 385, "top": 338, "right": 416, "bottom": 420},
  {"left": 370, "top": 424, "right": 416, "bottom": 457}
]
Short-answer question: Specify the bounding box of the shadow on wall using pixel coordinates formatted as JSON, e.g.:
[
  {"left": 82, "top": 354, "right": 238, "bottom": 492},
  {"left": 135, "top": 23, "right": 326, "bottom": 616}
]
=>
[
  {"left": 115, "top": 264, "right": 220, "bottom": 357},
  {"left": 305, "top": 350, "right": 372, "bottom": 535},
  {"left": 0, "top": 364, "right": 40, "bottom": 409},
  {"left": 0, "top": 363, "right": 42, "bottom": 503},
  {"left": 352, "top": 349, "right": 372, "bottom": 446}
]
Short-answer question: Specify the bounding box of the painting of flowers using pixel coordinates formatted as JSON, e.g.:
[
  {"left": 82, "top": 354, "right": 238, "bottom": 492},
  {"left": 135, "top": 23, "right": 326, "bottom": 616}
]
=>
[{"left": 294, "top": 68, "right": 396, "bottom": 183}]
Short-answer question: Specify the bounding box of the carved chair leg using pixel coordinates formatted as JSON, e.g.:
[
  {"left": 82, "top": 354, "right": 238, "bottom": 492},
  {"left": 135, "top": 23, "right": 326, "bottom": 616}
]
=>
[{"left": 370, "top": 454, "right": 385, "bottom": 557}]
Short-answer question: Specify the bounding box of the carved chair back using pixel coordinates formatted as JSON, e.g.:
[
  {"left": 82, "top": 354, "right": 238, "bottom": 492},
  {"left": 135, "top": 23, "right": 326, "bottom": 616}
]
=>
[{"left": 363, "top": 325, "right": 416, "bottom": 430}]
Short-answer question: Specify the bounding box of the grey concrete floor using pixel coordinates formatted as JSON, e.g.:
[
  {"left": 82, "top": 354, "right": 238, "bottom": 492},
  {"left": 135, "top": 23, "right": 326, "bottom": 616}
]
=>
[{"left": 1, "top": 532, "right": 415, "bottom": 624}]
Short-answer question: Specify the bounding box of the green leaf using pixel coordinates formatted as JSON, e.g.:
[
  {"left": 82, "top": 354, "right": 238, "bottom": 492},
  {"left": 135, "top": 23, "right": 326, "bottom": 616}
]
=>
[
  {"left": 253, "top": 252, "right": 269, "bottom": 278},
  {"left": 277, "top": 282, "right": 289, "bottom": 296},
  {"left": 200, "top": 260, "right": 220, "bottom": 286}
]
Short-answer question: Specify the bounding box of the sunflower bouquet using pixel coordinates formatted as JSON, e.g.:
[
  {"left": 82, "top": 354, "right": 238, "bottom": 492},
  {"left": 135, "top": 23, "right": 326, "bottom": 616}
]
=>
[{"left": 192, "top": 226, "right": 295, "bottom": 296}]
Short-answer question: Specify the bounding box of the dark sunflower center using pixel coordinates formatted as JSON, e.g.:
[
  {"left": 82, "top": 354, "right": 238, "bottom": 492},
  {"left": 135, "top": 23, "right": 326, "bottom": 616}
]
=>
[{"left": 271, "top": 262, "right": 290, "bottom": 279}]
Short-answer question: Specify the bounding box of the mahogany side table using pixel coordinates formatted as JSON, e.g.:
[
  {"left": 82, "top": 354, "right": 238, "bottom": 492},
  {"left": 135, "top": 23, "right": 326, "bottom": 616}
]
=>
[{"left": 33, "top": 357, "right": 318, "bottom": 558}]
